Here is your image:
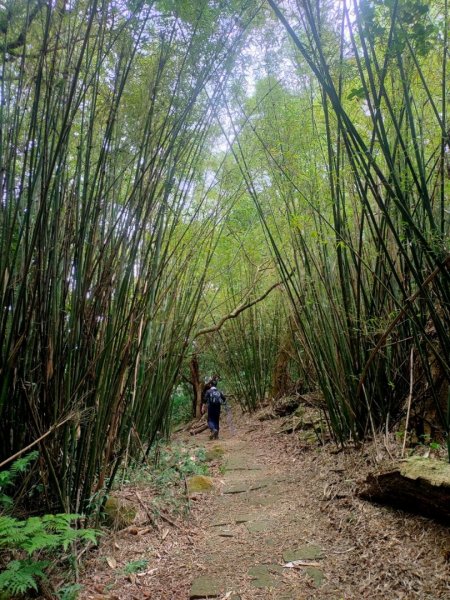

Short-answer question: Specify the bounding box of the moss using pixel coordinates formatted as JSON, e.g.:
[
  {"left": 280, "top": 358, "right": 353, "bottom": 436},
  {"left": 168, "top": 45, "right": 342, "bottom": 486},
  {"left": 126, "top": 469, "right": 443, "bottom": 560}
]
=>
[
  {"left": 186, "top": 475, "right": 214, "bottom": 493},
  {"left": 103, "top": 496, "right": 136, "bottom": 529},
  {"left": 247, "top": 564, "right": 281, "bottom": 589},
  {"left": 283, "top": 545, "right": 324, "bottom": 562},
  {"left": 400, "top": 456, "right": 450, "bottom": 487},
  {"left": 190, "top": 575, "right": 221, "bottom": 598},
  {"left": 306, "top": 567, "right": 325, "bottom": 587}
]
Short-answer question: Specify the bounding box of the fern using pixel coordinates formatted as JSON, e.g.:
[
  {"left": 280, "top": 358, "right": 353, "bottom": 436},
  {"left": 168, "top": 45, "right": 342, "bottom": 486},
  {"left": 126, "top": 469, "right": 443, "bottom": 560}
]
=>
[
  {"left": 0, "top": 514, "right": 99, "bottom": 555},
  {"left": 0, "top": 453, "right": 98, "bottom": 596},
  {"left": 57, "top": 583, "right": 83, "bottom": 600},
  {"left": 0, "top": 514, "right": 99, "bottom": 595},
  {"left": 0, "top": 451, "right": 39, "bottom": 509},
  {"left": 122, "top": 559, "right": 148, "bottom": 574},
  {"left": 0, "top": 559, "right": 48, "bottom": 595},
  {"left": 0, "top": 473, "right": 10, "bottom": 487},
  {"left": 8, "top": 452, "right": 39, "bottom": 477},
  {"left": 0, "top": 494, "right": 12, "bottom": 509}
]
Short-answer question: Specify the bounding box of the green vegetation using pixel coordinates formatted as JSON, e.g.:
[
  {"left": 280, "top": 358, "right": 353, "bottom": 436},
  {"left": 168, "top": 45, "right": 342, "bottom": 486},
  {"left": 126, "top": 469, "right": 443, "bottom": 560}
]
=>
[
  {"left": 119, "top": 442, "right": 209, "bottom": 517},
  {"left": 218, "top": 0, "right": 449, "bottom": 449},
  {"left": 121, "top": 559, "right": 149, "bottom": 575},
  {"left": 138, "top": 443, "right": 209, "bottom": 488},
  {"left": 0, "top": 454, "right": 98, "bottom": 597},
  {"left": 0, "top": 0, "right": 448, "bottom": 589},
  {"left": 0, "top": 0, "right": 261, "bottom": 514},
  {"left": 170, "top": 385, "right": 193, "bottom": 428}
]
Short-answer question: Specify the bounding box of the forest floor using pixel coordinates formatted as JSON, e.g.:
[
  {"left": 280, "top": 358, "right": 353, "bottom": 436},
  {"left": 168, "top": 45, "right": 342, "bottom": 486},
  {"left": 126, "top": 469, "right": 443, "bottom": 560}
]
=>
[{"left": 77, "top": 408, "right": 450, "bottom": 600}]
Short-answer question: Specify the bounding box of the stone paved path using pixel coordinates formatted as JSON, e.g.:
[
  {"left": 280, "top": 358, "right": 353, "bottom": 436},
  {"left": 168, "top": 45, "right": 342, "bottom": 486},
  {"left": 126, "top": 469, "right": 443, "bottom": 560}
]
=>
[
  {"left": 184, "top": 417, "right": 450, "bottom": 600},
  {"left": 78, "top": 411, "right": 450, "bottom": 599},
  {"left": 187, "top": 428, "right": 328, "bottom": 599}
]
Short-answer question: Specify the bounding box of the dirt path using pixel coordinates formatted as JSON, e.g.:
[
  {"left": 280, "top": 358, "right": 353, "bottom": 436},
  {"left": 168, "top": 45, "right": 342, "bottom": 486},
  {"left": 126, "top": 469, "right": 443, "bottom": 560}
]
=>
[{"left": 80, "top": 412, "right": 450, "bottom": 600}]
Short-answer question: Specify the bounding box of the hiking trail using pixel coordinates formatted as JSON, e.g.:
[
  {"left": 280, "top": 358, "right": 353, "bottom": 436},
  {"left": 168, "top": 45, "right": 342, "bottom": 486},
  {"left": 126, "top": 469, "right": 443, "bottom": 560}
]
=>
[{"left": 80, "top": 411, "right": 450, "bottom": 600}]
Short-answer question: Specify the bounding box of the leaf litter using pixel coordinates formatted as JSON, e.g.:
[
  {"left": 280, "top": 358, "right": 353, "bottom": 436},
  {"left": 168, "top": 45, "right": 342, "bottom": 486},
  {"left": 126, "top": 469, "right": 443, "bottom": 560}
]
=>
[{"left": 75, "top": 408, "right": 449, "bottom": 599}]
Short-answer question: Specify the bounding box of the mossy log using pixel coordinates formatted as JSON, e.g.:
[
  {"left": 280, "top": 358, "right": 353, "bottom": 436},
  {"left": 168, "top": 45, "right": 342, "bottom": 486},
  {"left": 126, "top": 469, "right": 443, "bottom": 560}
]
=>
[{"left": 360, "top": 456, "right": 450, "bottom": 524}]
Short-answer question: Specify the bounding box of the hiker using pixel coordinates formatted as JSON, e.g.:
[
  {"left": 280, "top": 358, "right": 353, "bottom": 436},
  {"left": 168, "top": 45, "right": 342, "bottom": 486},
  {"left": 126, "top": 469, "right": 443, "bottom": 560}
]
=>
[{"left": 201, "top": 379, "right": 226, "bottom": 440}]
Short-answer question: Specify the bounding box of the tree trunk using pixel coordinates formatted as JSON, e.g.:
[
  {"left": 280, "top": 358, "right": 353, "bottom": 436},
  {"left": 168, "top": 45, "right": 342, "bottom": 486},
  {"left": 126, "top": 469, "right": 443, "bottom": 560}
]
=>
[
  {"left": 360, "top": 456, "right": 450, "bottom": 525},
  {"left": 190, "top": 353, "right": 203, "bottom": 419}
]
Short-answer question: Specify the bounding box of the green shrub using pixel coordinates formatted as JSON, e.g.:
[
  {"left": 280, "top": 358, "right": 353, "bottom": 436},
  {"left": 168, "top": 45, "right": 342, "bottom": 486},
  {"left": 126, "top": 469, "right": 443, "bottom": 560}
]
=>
[
  {"left": 0, "top": 559, "right": 49, "bottom": 595},
  {"left": 57, "top": 584, "right": 83, "bottom": 600}
]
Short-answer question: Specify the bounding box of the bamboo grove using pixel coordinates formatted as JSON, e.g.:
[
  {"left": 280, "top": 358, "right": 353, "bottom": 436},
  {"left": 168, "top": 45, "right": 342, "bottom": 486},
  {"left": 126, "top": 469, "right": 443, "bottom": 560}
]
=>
[
  {"left": 0, "top": 0, "right": 449, "bottom": 515},
  {"left": 0, "top": 0, "right": 260, "bottom": 512},
  {"left": 221, "top": 0, "right": 449, "bottom": 448}
]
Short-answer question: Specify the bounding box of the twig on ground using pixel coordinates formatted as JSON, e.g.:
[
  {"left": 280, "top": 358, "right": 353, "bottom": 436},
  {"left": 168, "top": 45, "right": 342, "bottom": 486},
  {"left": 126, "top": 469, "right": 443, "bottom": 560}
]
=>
[
  {"left": 135, "top": 490, "right": 159, "bottom": 529},
  {"left": 159, "top": 510, "right": 179, "bottom": 528},
  {"left": 402, "top": 347, "right": 414, "bottom": 458},
  {"left": 184, "top": 474, "right": 191, "bottom": 512}
]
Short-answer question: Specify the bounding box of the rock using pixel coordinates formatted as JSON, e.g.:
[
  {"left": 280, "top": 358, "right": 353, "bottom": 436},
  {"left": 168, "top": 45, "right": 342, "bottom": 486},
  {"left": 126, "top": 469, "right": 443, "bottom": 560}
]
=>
[
  {"left": 190, "top": 575, "right": 221, "bottom": 598},
  {"left": 205, "top": 445, "right": 225, "bottom": 462},
  {"left": 298, "top": 430, "right": 320, "bottom": 445},
  {"left": 187, "top": 475, "right": 214, "bottom": 494},
  {"left": 245, "top": 494, "right": 277, "bottom": 507},
  {"left": 247, "top": 564, "right": 281, "bottom": 589},
  {"left": 223, "top": 483, "right": 248, "bottom": 494},
  {"left": 273, "top": 396, "right": 302, "bottom": 416},
  {"left": 250, "top": 481, "right": 268, "bottom": 491},
  {"left": 246, "top": 520, "right": 272, "bottom": 533},
  {"left": 277, "top": 417, "right": 303, "bottom": 434},
  {"left": 306, "top": 566, "right": 325, "bottom": 587},
  {"left": 210, "top": 518, "right": 231, "bottom": 527},
  {"left": 258, "top": 407, "right": 276, "bottom": 421},
  {"left": 234, "top": 513, "right": 252, "bottom": 523},
  {"left": 400, "top": 456, "right": 450, "bottom": 485},
  {"left": 282, "top": 545, "right": 324, "bottom": 562},
  {"left": 103, "top": 496, "right": 136, "bottom": 529},
  {"left": 225, "top": 456, "right": 262, "bottom": 471}
]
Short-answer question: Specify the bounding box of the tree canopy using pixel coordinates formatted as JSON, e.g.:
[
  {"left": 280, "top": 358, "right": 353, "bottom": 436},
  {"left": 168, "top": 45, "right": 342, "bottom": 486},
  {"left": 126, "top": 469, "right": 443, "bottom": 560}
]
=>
[{"left": 0, "top": 0, "right": 448, "bottom": 515}]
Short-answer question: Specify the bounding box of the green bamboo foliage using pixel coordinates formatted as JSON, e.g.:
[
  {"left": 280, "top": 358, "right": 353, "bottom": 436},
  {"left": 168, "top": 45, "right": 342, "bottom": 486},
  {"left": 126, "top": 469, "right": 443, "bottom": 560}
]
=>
[
  {"left": 210, "top": 270, "right": 284, "bottom": 412},
  {"left": 0, "top": 0, "right": 259, "bottom": 511},
  {"left": 225, "top": 0, "right": 449, "bottom": 445}
]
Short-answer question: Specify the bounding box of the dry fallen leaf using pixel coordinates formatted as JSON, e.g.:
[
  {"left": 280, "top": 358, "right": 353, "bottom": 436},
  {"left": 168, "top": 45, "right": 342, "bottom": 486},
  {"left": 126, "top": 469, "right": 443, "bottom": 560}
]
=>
[
  {"left": 106, "top": 556, "right": 117, "bottom": 569},
  {"left": 161, "top": 527, "right": 170, "bottom": 540},
  {"left": 137, "top": 568, "right": 158, "bottom": 577},
  {"left": 284, "top": 560, "right": 322, "bottom": 568}
]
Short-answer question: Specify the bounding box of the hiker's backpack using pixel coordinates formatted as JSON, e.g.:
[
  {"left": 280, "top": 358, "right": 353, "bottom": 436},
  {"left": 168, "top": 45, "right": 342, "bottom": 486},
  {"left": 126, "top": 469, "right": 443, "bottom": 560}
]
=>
[{"left": 208, "top": 388, "right": 223, "bottom": 404}]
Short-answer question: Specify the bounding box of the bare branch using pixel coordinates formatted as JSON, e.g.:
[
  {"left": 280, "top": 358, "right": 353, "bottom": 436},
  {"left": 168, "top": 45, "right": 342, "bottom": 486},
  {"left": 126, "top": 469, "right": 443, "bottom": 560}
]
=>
[{"left": 194, "top": 278, "right": 284, "bottom": 339}]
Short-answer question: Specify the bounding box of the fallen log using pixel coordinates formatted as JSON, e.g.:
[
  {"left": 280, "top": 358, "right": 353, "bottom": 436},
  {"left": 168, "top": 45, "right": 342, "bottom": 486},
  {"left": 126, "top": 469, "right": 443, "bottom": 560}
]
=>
[
  {"left": 360, "top": 456, "right": 450, "bottom": 525},
  {"left": 189, "top": 416, "right": 208, "bottom": 436},
  {"left": 189, "top": 423, "right": 208, "bottom": 435}
]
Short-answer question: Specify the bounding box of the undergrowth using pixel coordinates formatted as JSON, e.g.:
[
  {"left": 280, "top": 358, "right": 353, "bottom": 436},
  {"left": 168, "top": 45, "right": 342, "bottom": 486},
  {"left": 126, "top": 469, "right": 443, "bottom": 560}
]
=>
[
  {"left": 119, "top": 443, "right": 208, "bottom": 517},
  {"left": 170, "top": 385, "right": 192, "bottom": 428},
  {"left": 0, "top": 453, "right": 98, "bottom": 598}
]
